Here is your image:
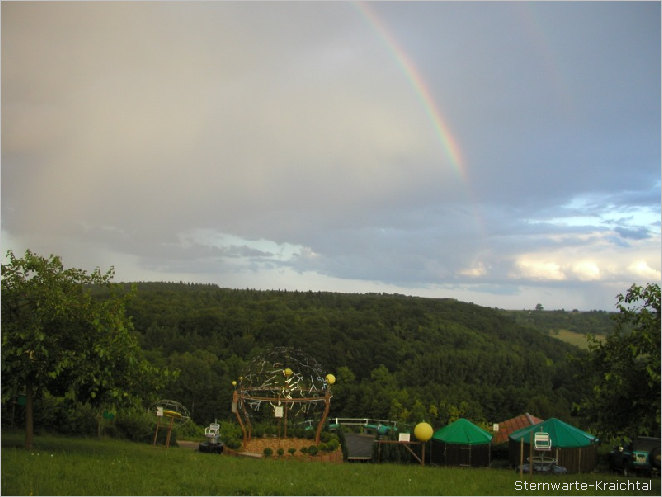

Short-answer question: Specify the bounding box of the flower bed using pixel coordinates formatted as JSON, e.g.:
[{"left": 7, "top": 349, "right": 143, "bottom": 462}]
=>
[{"left": 231, "top": 437, "right": 343, "bottom": 463}]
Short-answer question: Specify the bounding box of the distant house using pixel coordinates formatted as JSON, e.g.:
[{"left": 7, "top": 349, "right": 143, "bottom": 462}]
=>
[{"left": 493, "top": 413, "right": 543, "bottom": 445}]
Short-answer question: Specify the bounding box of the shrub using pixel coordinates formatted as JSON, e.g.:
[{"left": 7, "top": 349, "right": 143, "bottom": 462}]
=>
[
  {"left": 177, "top": 420, "right": 204, "bottom": 440},
  {"left": 226, "top": 438, "right": 242, "bottom": 450},
  {"left": 114, "top": 408, "right": 158, "bottom": 444},
  {"left": 277, "top": 448, "right": 284, "bottom": 457},
  {"left": 288, "top": 447, "right": 296, "bottom": 456},
  {"left": 299, "top": 447, "right": 308, "bottom": 454},
  {"left": 263, "top": 447, "right": 273, "bottom": 457},
  {"left": 307, "top": 445, "right": 319, "bottom": 456},
  {"left": 219, "top": 421, "right": 242, "bottom": 443}
]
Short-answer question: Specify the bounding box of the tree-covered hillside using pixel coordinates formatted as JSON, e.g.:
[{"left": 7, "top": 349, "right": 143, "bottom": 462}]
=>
[
  {"left": 500, "top": 308, "right": 616, "bottom": 337},
  {"left": 120, "top": 283, "right": 586, "bottom": 428}
]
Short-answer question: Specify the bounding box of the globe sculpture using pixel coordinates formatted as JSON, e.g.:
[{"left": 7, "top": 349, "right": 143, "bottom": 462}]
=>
[
  {"left": 414, "top": 422, "right": 434, "bottom": 466},
  {"left": 151, "top": 399, "right": 190, "bottom": 448},
  {"left": 232, "top": 347, "right": 334, "bottom": 447}
]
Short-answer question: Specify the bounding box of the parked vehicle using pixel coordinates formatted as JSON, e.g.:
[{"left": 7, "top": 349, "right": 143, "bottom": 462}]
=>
[{"left": 608, "top": 436, "right": 660, "bottom": 476}]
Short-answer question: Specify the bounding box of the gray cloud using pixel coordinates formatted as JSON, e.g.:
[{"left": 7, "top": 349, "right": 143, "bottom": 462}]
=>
[{"left": 2, "top": 1, "right": 659, "bottom": 311}]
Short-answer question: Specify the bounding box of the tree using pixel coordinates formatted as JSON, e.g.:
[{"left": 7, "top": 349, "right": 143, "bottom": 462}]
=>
[
  {"left": 1, "top": 250, "right": 169, "bottom": 448},
  {"left": 577, "top": 283, "right": 661, "bottom": 439}
]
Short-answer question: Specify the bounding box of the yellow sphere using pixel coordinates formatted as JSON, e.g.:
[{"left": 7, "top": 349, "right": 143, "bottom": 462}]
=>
[
  {"left": 231, "top": 381, "right": 237, "bottom": 387},
  {"left": 284, "top": 368, "right": 293, "bottom": 377},
  {"left": 326, "top": 373, "right": 336, "bottom": 385},
  {"left": 414, "top": 422, "right": 433, "bottom": 441}
]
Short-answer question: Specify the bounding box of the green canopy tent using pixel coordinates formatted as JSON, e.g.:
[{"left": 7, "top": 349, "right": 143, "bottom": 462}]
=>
[
  {"left": 508, "top": 418, "right": 598, "bottom": 473},
  {"left": 430, "top": 418, "right": 493, "bottom": 467}
]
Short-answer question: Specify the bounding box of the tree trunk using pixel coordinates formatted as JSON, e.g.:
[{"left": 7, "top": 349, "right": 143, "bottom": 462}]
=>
[{"left": 25, "top": 381, "right": 34, "bottom": 450}]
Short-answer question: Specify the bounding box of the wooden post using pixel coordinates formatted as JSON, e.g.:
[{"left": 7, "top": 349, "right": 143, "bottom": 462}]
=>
[
  {"left": 233, "top": 390, "right": 248, "bottom": 448},
  {"left": 284, "top": 401, "right": 288, "bottom": 439},
  {"left": 165, "top": 415, "right": 174, "bottom": 448},
  {"left": 315, "top": 388, "right": 331, "bottom": 444},
  {"left": 421, "top": 441, "right": 426, "bottom": 466},
  {"left": 519, "top": 438, "right": 524, "bottom": 478},
  {"left": 529, "top": 432, "right": 534, "bottom": 476},
  {"left": 153, "top": 416, "right": 161, "bottom": 446}
]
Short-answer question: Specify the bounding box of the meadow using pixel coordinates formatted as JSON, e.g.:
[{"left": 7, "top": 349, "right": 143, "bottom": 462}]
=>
[
  {"left": 548, "top": 329, "right": 606, "bottom": 349},
  {"left": 2, "top": 432, "right": 659, "bottom": 496}
]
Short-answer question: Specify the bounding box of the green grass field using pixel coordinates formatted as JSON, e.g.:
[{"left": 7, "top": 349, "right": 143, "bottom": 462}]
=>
[
  {"left": 548, "top": 329, "right": 605, "bottom": 349},
  {"left": 1, "top": 432, "right": 658, "bottom": 495}
]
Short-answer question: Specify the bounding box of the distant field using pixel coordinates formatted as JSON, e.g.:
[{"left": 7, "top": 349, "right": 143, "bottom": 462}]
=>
[
  {"left": 548, "top": 329, "right": 605, "bottom": 349},
  {"left": 2, "top": 432, "right": 659, "bottom": 496}
]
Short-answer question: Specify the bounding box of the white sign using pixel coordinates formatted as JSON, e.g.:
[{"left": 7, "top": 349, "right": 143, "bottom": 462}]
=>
[
  {"left": 399, "top": 433, "right": 411, "bottom": 442},
  {"left": 534, "top": 432, "right": 552, "bottom": 451},
  {"left": 274, "top": 406, "right": 284, "bottom": 418},
  {"left": 156, "top": 406, "right": 163, "bottom": 417}
]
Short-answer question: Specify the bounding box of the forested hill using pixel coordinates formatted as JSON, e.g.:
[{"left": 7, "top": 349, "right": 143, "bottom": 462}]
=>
[
  {"left": 118, "top": 282, "right": 593, "bottom": 427},
  {"left": 500, "top": 309, "right": 616, "bottom": 337}
]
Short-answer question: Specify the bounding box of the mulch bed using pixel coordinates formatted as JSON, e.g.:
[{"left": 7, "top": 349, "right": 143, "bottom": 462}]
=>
[{"left": 231, "top": 436, "right": 343, "bottom": 463}]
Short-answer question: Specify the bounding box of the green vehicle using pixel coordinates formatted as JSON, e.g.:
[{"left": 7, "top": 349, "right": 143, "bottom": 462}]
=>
[{"left": 609, "top": 436, "right": 661, "bottom": 476}]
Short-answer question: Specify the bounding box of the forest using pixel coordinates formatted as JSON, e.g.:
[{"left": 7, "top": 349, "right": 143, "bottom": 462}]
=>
[
  {"left": 7, "top": 248, "right": 656, "bottom": 448},
  {"left": 114, "top": 282, "right": 599, "bottom": 429}
]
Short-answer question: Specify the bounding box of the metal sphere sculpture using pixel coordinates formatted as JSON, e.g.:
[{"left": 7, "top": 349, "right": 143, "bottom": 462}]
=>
[{"left": 232, "top": 346, "right": 334, "bottom": 446}]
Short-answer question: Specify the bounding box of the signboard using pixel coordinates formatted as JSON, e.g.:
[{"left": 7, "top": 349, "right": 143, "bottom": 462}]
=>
[
  {"left": 156, "top": 406, "right": 163, "bottom": 417},
  {"left": 274, "top": 406, "right": 284, "bottom": 418},
  {"left": 399, "top": 433, "right": 411, "bottom": 442},
  {"left": 231, "top": 401, "right": 238, "bottom": 413},
  {"left": 534, "top": 432, "right": 552, "bottom": 451}
]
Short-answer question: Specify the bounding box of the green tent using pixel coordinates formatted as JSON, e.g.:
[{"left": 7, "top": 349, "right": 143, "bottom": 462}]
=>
[
  {"left": 508, "top": 418, "right": 596, "bottom": 448},
  {"left": 432, "top": 418, "right": 493, "bottom": 445}
]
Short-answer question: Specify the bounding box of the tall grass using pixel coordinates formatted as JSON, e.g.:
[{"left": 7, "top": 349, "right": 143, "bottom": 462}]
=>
[{"left": 2, "top": 432, "right": 659, "bottom": 495}]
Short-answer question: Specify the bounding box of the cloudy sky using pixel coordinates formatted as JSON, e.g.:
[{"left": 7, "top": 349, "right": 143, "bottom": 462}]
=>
[{"left": 2, "top": 1, "right": 660, "bottom": 311}]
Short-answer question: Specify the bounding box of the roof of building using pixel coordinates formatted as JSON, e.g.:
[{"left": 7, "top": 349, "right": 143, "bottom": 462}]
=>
[{"left": 493, "top": 413, "right": 543, "bottom": 444}]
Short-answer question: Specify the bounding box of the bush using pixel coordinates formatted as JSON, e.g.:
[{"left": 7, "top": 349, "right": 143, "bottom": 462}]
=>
[
  {"left": 307, "top": 445, "right": 319, "bottom": 456},
  {"left": 299, "top": 447, "right": 308, "bottom": 454},
  {"left": 263, "top": 447, "right": 273, "bottom": 457},
  {"left": 219, "top": 421, "right": 242, "bottom": 442},
  {"left": 288, "top": 447, "right": 296, "bottom": 456},
  {"left": 277, "top": 448, "right": 284, "bottom": 457},
  {"left": 114, "top": 408, "right": 158, "bottom": 444},
  {"left": 226, "top": 438, "right": 242, "bottom": 450},
  {"left": 177, "top": 420, "right": 204, "bottom": 440}
]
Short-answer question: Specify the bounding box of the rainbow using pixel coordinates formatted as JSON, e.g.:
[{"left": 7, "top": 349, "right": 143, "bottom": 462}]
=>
[{"left": 354, "top": 1, "right": 467, "bottom": 181}]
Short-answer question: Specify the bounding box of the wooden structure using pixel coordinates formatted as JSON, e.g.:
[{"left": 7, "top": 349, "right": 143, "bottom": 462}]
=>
[
  {"left": 508, "top": 418, "right": 598, "bottom": 473},
  {"left": 430, "top": 418, "right": 493, "bottom": 467},
  {"left": 152, "top": 400, "right": 190, "bottom": 449},
  {"left": 232, "top": 376, "right": 333, "bottom": 448}
]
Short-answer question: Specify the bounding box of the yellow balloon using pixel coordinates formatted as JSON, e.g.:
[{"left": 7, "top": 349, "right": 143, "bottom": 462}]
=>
[
  {"left": 284, "top": 368, "right": 293, "bottom": 377},
  {"left": 231, "top": 381, "right": 237, "bottom": 387},
  {"left": 414, "top": 422, "right": 433, "bottom": 441},
  {"left": 326, "top": 373, "right": 336, "bottom": 385}
]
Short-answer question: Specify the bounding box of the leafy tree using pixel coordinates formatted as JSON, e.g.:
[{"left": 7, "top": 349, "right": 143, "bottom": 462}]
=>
[
  {"left": 578, "top": 283, "right": 661, "bottom": 439},
  {"left": 1, "top": 250, "right": 170, "bottom": 448}
]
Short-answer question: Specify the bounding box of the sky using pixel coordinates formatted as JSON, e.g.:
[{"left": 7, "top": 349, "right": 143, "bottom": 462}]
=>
[{"left": 2, "top": 1, "right": 660, "bottom": 312}]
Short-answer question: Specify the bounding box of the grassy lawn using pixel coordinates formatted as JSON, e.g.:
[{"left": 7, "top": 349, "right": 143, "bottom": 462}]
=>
[
  {"left": 2, "top": 432, "right": 659, "bottom": 495},
  {"left": 548, "top": 329, "right": 605, "bottom": 349}
]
